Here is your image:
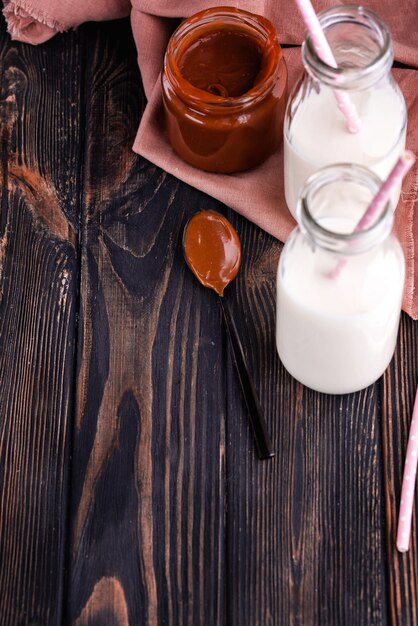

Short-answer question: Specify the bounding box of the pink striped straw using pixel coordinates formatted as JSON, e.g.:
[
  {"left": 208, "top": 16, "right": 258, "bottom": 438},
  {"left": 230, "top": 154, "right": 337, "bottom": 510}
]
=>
[
  {"left": 294, "top": 0, "right": 361, "bottom": 133},
  {"left": 328, "top": 151, "right": 416, "bottom": 279},
  {"left": 353, "top": 151, "right": 416, "bottom": 233},
  {"left": 397, "top": 386, "right": 418, "bottom": 553}
]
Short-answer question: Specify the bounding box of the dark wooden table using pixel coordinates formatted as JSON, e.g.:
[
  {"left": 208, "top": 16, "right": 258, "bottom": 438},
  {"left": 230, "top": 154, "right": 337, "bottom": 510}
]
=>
[{"left": 0, "top": 15, "right": 417, "bottom": 626}]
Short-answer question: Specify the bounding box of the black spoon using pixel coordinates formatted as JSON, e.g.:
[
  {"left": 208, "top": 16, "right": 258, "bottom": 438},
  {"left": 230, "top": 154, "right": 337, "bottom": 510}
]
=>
[{"left": 183, "top": 210, "right": 274, "bottom": 460}]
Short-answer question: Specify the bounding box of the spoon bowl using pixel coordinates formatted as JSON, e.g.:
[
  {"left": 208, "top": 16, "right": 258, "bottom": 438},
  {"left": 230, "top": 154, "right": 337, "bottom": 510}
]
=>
[{"left": 183, "top": 210, "right": 242, "bottom": 296}]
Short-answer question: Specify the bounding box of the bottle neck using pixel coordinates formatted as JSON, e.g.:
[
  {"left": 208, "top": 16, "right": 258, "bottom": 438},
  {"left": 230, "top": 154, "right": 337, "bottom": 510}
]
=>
[
  {"left": 297, "top": 164, "right": 394, "bottom": 256},
  {"left": 302, "top": 5, "right": 393, "bottom": 90}
]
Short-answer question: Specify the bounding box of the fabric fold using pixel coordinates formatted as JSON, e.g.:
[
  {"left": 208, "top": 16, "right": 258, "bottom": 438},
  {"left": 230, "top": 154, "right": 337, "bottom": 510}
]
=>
[{"left": 2, "top": 0, "right": 130, "bottom": 43}]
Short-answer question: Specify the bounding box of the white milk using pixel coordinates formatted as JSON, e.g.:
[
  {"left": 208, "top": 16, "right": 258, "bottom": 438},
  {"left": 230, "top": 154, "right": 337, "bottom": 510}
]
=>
[
  {"left": 284, "top": 85, "right": 406, "bottom": 218},
  {"left": 276, "top": 177, "right": 405, "bottom": 395}
]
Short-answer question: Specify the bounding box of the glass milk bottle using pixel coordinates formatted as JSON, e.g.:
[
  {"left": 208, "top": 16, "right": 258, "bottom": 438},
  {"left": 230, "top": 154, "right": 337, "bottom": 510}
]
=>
[
  {"left": 284, "top": 5, "right": 407, "bottom": 218},
  {"left": 276, "top": 164, "right": 405, "bottom": 395}
]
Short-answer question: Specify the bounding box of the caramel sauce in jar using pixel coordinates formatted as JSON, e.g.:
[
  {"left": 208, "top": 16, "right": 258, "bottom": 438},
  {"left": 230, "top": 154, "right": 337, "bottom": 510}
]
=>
[{"left": 162, "top": 7, "right": 288, "bottom": 173}]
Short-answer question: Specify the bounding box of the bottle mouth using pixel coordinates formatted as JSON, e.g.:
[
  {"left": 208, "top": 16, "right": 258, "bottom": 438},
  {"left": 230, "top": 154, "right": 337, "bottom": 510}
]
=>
[
  {"left": 163, "top": 7, "right": 283, "bottom": 112},
  {"left": 302, "top": 5, "right": 393, "bottom": 90},
  {"left": 297, "top": 164, "right": 394, "bottom": 254}
]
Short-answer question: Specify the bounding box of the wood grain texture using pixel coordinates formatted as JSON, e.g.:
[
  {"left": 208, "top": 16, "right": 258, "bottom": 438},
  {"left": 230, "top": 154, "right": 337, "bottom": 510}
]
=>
[
  {"left": 381, "top": 313, "right": 418, "bottom": 626},
  {"left": 66, "top": 21, "right": 226, "bottom": 625},
  {"left": 0, "top": 19, "right": 81, "bottom": 626},
  {"left": 225, "top": 211, "right": 388, "bottom": 626}
]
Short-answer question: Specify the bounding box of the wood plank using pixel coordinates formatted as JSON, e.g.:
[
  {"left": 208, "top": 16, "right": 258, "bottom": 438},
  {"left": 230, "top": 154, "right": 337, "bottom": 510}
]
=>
[
  {"left": 224, "top": 211, "right": 389, "bottom": 625},
  {"left": 381, "top": 313, "right": 418, "bottom": 626},
  {"left": 0, "top": 19, "right": 82, "bottom": 626},
  {"left": 67, "top": 21, "right": 226, "bottom": 625}
]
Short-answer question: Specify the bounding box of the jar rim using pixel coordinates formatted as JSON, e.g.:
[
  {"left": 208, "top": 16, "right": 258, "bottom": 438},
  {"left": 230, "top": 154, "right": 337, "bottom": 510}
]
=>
[
  {"left": 297, "top": 164, "right": 394, "bottom": 254},
  {"left": 163, "top": 6, "right": 283, "bottom": 112},
  {"left": 302, "top": 5, "right": 393, "bottom": 90}
]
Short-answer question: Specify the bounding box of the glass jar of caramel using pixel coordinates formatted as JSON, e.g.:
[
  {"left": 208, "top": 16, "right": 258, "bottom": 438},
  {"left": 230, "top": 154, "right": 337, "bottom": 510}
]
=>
[{"left": 161, "top": 7, "right": 288, "bottom": 174}]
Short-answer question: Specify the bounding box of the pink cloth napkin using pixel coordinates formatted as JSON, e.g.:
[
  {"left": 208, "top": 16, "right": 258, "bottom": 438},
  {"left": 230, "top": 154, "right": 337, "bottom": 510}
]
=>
[
  {"left": 3, "top": 0, "right": 418, "bottom": 318},
  {"left": 3, "top": 0, "right": 130, "bottom": 43}
]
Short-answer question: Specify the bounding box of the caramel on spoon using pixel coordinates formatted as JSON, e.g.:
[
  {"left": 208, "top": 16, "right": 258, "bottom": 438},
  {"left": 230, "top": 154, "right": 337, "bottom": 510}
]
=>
[{"left": 183, "top": 210, "right": 274, "bottom": 460}]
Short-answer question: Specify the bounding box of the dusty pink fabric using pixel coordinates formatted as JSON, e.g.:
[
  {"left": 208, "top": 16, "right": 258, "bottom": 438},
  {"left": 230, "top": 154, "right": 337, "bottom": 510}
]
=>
[
  {"left": 3, "top": 0, "right": 418, "bottom": 318},
  {"left": 131, "top": 1, "right": 418, "bottom": 319},
  {"left": 2, "top": 0, "right": 130, "bottom": 43}
]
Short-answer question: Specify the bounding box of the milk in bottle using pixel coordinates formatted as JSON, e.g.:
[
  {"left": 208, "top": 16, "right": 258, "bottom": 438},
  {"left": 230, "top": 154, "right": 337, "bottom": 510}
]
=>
[
  {"left": 276, "top": 164, "right": 405, "bottom": 395},
  {"left": 284, "top": 6, "right": 406, "bottom": 218}
]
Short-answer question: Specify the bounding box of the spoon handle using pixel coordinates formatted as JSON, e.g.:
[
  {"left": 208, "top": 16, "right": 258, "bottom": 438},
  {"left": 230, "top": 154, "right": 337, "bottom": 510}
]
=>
[{"left": 219, "top": 298, "right": 275, "bottom": 460}]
